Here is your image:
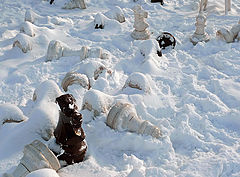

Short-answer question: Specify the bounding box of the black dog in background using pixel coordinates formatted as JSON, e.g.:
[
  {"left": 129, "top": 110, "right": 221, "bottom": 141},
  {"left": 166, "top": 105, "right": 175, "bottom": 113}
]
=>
[{"left": 50, "top": 0, "right": 54, "bottom": 4}]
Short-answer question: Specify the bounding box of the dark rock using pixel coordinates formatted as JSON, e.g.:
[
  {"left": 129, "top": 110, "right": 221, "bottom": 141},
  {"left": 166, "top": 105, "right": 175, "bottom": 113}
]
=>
[
  {"left": 151, "top": 0, "right": 164, "bottom": 5},
  {"left": 54, "top": 94, "right": 87, "bottom": 165}
]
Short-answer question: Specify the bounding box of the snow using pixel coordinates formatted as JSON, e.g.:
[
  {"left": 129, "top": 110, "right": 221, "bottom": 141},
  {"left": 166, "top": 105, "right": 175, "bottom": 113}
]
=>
[{"left": 0, "top": 0, "right": 240, "bottom": 176}]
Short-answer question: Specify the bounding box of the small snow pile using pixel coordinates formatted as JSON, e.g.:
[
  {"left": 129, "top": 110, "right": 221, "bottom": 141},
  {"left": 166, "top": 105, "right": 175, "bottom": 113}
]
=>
[{"left": 0, "top": 104, "right": 27, "bottom": 125}]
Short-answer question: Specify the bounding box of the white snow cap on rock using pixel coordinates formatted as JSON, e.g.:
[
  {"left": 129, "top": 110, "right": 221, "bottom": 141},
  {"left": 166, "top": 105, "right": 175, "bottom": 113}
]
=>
[
  {"left": 0, "top": 104, "right": 27, "bottom": 125},
  {"left": 13, "top": 33, "right": 32, "bottom": 53}
]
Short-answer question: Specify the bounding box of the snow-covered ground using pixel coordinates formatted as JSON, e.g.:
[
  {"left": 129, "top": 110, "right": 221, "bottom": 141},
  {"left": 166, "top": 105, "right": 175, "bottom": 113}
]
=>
[{"left": 0, "top": 0, "right": 240, "bottom": 176}]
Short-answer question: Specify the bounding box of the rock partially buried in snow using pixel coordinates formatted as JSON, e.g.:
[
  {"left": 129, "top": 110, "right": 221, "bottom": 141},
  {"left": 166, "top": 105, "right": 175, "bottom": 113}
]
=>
[
  {"left": 46, "top": 40, "right": 109, "bottom": 61},
  {"left": 0, "top": 104, "right": 27, "bottom": 125},
  {"left": 82, "top": 89, "right": 114, "bottom": 116},
  {"left": 106, "top": 101, "right": 161, "bottom": 138},
  {"left": 3, "top": 140, "right": 60, "bottom": 177},
  {"left": 31, "top": 80, "right": 62, "bottom": 140},
  {"left": 46, "top": 40, "right": 65, "bottom": 61},
  {"left": 13, "top": 33, "right": 32, "bottom": 53},
  {"left": 123, "top": 72, "right": 151, "bottom": 93},
  {"left": 33, "top": 80, "right": 62, "bottom": 103},
  {"left": 94, "top": 13, "right": 105, "bottom": 29},
  {"left": 20, "top": 21, "right": 35, "bottom": 37},
  {"left": 216, "top": 23, "right": 240, "bottom": 43},
  {"left": 62, "top": 0, "right": 86, "bottom": 9},
  {"left": 139, "top": 39, "right": 162, "bottom": 58},
  {"left": 105, "top": 6, "right": 125, "bottom": 23},
  {"left": 25, "top": 9, "right": 37, "bottom": 24},
  {"left": 61, "top": 71, "right": 90, "bottom": 91}
]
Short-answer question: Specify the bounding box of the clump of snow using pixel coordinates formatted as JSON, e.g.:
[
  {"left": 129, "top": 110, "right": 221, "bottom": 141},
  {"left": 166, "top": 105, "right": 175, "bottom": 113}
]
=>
[{"left": 0, "top": 104, "right": 27, "bottom": 125}]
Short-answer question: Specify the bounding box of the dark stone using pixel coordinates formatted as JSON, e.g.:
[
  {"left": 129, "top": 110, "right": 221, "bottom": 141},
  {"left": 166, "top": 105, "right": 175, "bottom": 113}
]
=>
[
  {"left": 151, "top": 0, "right": 164, "bottom": 5},
  {"left": 95, "top": 24, "right": 104, "bottom": 29},
  {"left": 54, "top": 94, "right": 87, "bottom": 165},
  {"left": 156, "top": 32, "right": 176, "bottom": 50},
  {"left": 157, "top": 50, "right": 162, "bottom": 57}
]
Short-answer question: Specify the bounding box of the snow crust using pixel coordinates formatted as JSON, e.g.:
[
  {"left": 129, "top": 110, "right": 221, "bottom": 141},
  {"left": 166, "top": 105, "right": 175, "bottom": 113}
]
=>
[{"left": 0, "top": 0, "right": 240, "bottom": 176}]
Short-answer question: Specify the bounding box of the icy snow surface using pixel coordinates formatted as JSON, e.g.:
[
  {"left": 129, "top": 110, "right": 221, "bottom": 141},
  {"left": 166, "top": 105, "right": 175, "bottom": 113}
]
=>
[{"left": 0, "top": 0, "right": 240, "bottom": 176}]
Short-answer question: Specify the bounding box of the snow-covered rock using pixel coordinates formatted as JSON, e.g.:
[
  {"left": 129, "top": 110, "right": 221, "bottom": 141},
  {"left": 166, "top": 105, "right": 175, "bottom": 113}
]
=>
[
  {"left": 82, "top": 89, "right": 114, "bottom": 116},
  {"left": 0, "top": 104, "right": 27, "bottom": 125},
  {"left": 105, "top": 6, "right": 125, "bottom": 23},
  {"left": 106, "top": 101, "right": 161, "bottom": 138},
  {"left": 61, "top": 71, "right": 90, "bottom": 91},
  {"left": 62, "top": 0, "right": 86, "bottom": 9},
  {"left": 94, "top": 13, "right": 106, "bottom": 29},
  {"left": 33, "top": 80, "right": 62, "bottom": 104},
  {"left": 123, "top": 72, "right": 151, "bottom": 93},
  {"left": 20, "top": 21, "right": 35, "bottom": 37},
  {"left": 13, "top": 33, "right": 32, "bottom": 53}
]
